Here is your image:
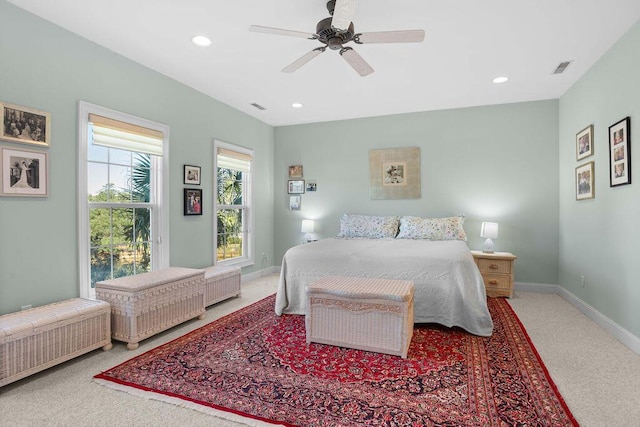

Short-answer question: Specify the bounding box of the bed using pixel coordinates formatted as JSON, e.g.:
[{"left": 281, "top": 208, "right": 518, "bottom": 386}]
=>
[{"left": 275, "top": 214, "right": 494, "bottom": 337}]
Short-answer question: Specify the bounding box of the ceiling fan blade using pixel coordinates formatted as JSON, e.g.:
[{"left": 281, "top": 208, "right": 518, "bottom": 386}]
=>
[
  {"left": 340, "top": 47, "right": 374, "bottom": 77},
  {"left": 356, "top": 29, "right": 425, "bottom": 44},
  {"left": 249, "top": 25, "right": 316, "bottom": 39},
  {"left": 282, "top": 48, "right": 326, "bottom": 73},
  {"left": 331, "top": 0, "right": 358, "bottom": 32}
]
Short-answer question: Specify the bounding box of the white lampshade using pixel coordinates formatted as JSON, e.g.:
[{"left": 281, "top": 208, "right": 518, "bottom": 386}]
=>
[
  {"left": 480, "top": 222, "right": 498, "bottom": 253},
  {"left": 301, "top": 219, "right": 315, "bottom": 233},
  {"left": 480, "top": 222, "right": 499, "bottom": 239}
]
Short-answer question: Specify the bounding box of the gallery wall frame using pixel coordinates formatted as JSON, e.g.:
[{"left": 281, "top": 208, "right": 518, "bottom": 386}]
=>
[
  {"left": 184, "top": 188, "right": 203, "bottom": 215},
  {"left": 288, "top": 165, "right": 303, "bottom": 178},
  {"left": 1, "top": 146, "right": 48, "bottom": 197},
  {"left": 1, "top": 101, "right": 51, "bottom": 147},
  {"left": 369, "top": 147, "right": 421, "bottom": 199},
  {"left": 609, "top": 116, "right": 631, "bottom": 187},
  {"left": 576, "top": 161, "right": 595, "bottom": 200},
  {"left": 288, "top": 179, "right": 305, "bottom": 194},
  {"left": 289, "top": 195, "right": 301, "bottom": 210},
  {"left": 576, "top": 124, "right": 594, "bottom": 160},
  {"left": 184, "top": 165, "right": 201, "bottom": 185}
]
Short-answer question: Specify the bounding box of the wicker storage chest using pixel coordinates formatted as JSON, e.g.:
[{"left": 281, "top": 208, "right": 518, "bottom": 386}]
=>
[
  {"left": 96, "top": 267, "right": 205, "bottom": 350},
  {"left": 202, "top": 265, "right": 241, "bottom": 307},
  {"left": 0, "top": 298, "right": 112, "bottom": 387},
  {"left": 306, "top": 276, "right": 414, "bottom": 358}
]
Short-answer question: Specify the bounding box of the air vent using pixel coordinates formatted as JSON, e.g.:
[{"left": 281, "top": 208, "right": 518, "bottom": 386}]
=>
[
  {"left": 250, "top": 103, "right": 266, "bottom": 110},
  {"left": 552, "top": 61, "right": 572, "bottom": 75}
]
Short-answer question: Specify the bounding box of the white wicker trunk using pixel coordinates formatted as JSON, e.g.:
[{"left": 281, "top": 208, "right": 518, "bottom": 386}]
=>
[
  {"left": 0, "top": 298, "right": 112, "bottom": 387},
  {"left": 202, "top": 265, "right": 241, "bottom": 307},
  {"left": 95, "top": 267, "right": 205, "bottom": 350},
  {"left": 306, "top": 276, "right": 414, "bottom": 358}
]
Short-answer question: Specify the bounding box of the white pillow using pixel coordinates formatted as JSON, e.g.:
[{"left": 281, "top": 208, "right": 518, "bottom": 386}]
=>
[
  {"left": 338, "top": 213, "right": 399, "bottom": 239},
  {"left": 396, "top": 216, "right": 467, "bottom": 241}
]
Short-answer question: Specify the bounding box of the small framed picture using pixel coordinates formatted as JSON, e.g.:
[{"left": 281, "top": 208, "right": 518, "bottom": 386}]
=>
[
  {"left": 306, "top": 180, "right": 317, "bottom": 192},
  {"left": 1, "top": 146, "right": 48, "bottom": 197},
  {"left": 288, "top": 179, "right": 305, "bottom": 194},
  {"left": 576, "top": 124, "right": 594, "bottom": 160},
  {"left": 184, "top": 165, "right": 201, "bottom": 185},
  {"left": 289, "top": 195, "right": 301, "bottom": 210},
  {"left": 609, "top": 117, "right": 631, "bottom": 187},
  {"left": 288, "top": 165, "right": 303, "bottom": 178},
  {"left": 1, "top": 102, "right": 51, "bottom": 147},
  {"left": 184, "top": 188, "right": 202, "bottom": 215},
  {"left": 576, "top": 161, "right": 594, "bottom": 200}
]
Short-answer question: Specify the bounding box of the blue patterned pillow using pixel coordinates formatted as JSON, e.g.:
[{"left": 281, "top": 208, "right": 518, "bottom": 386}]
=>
[
  {"left": 396, "top": 216, "right": 467, "bottom": 241},
  {"left": 338, "top": 214, "right": 399, "bottom": 239}
]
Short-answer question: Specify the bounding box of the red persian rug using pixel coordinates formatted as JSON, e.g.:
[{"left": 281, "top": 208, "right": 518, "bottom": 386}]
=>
[{"left": 95, "top": 295, "right": 578, "bottom": 426}]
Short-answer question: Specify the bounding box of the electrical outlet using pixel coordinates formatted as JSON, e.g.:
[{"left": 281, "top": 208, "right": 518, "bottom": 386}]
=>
[
  {"left": 261, "top": 252, "right": 268, "bottom": 262},
  {"left": 580, "top": 275, "right": 585, "bottom": 288}
]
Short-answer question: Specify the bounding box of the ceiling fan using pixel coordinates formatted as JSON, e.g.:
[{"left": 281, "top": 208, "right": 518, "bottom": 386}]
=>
[{"left": 249, "top": 0, "right": 425, "bottom": 77}]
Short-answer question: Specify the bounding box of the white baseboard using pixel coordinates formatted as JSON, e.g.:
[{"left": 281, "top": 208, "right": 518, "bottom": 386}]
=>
[
  {"left": 515, "top": 282, "right": 640, "bottom": 355},
  {"left": 241, "top": 266, "right": 279, "bottom": 283}
]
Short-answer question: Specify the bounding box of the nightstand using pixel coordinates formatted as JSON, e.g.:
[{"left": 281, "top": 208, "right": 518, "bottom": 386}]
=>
[{"left": 471, "top": 251, "right": 517, "bottom": 298}]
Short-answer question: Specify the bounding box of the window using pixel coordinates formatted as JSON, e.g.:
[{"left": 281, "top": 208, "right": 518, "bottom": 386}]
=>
[
  {"left": 78, "top": 102, "right": 169, "bottom": 298},
  {"left": 214, "top": 140, "right": 254, "bottom": 266}
]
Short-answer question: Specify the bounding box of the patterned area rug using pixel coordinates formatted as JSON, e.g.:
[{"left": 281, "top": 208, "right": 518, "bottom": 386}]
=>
[{"left": 95, "top": 295, "right": 578, "bottom": 426}]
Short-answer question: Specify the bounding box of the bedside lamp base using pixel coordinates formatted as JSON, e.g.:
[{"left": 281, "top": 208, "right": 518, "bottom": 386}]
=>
[{"left": 482, "top": 238, "right": 495, "bottom": 254}]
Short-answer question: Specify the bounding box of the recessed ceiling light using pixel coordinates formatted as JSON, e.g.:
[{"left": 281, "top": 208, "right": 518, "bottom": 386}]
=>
[
  {"left": 191, "top": 35, "right": 212, "bottom": 47},
  {"left": 493, "top": 76, "right": 509, "bottom": 84},
  {"left": 291, "top": 102, "right": 303, "bottom": 109}
]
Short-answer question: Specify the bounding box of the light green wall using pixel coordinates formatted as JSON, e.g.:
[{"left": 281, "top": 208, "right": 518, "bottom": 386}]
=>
[
  {"left": 559, "top": 21, "right": 640, "bottom": 338},
  {"left": 0, "top": 1, "right": 275, "bottom": 315},
  {"left": 274, "top": 100, "right": 560, "bottom": 285}
]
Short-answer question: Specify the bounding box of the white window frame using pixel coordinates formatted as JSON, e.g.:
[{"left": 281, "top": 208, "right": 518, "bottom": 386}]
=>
[
  {"left": 78, "top": 101, "right": 170, "bottom": 298},
  {"left": 213, "top": 139, "right": 254, "bottom": 267}
]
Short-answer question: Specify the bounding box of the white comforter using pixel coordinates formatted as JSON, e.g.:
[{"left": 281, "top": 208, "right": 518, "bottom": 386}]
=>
[{"left": 276, "top": 238, "right": 494, "bottom": 336}]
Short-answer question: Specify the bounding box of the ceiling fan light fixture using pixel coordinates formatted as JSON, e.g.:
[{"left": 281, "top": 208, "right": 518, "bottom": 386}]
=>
[
  {"left": 493, "top": 76, "right": 509, "bottom": 84},
  {"left": 191, "top": 35, "right": 212, "bottom": 47},
  {"left": 250, "top": 1, "right": 424, "bottom": 77}
]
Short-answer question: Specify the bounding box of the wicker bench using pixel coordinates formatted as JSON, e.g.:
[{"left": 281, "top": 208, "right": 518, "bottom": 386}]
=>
[
  {"left": 202, "top": 265, "right": 241, "bottom": 307},
  {"left": 0, "top": 298, "right": 112, "bottom": 387},
  {"left": 306, "top": 276, "right": 414, "bottom": 358},
  {"left": 96, "top": 267, "right": 205, "bottom": 350}
]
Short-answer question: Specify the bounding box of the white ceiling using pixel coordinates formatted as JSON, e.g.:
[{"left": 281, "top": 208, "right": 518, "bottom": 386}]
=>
[{"left": 7, "top": 0, "right": 640, "bottom": 127}]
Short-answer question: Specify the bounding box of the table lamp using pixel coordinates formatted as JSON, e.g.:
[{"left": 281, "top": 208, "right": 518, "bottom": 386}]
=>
[
  {"left": 480, "top": 222, "right": 498, "bottom": 253},
  {"left": 301, "top": 219, "right": 315, "bottom": 243}
]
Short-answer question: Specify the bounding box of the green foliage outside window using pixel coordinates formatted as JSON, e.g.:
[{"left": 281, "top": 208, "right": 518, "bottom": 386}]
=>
[
  {"left": 217, "top": 168, "right": 243, "bottom": 261},
  {"left": 89, "top": 153, "right": 152, "bottom": 286}
]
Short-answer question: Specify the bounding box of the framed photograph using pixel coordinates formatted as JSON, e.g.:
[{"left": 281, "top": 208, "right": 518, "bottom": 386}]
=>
[
  {"left": 306, "top": 180, "right": 317, "bottom": 192},
  {"left": 576, "top": 124, "right": 594, "bottom": 160},
  {"left": 383, "top": 161, "right": 408, "bottom": 186},
  {"left": 1, "top": 102, "right": 51, "bottom": 147},
  {"left": 1, "top": 146, "right": 48, "bottom": 197},
  {"left": 609, "top": 117, "right": 631, "bottom": 187},
  {"left": 288, "top": 179, "right": 305, "bottom": 194},
  {"left": 184, "top": 165, "right": 201, "bottom": 185},
  {"left": 369, "top": 147, "right": 421, "bottom": 199},
  {"left": 288, "top": 165, "right": 303, "bottom": 178},
  {"left": 576, "top": 161, "right": 595, "bottom": 200},
  {"left": 289, "top": 195, "right": 301, "bottom": 210},
  {"left": 184, "top": 188, "right": 202, "bottom": 215}
]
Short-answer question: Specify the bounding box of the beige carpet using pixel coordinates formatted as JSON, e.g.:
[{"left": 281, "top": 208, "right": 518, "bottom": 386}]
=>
[{"left": 1, "top": 274, "right": 639, "bottom": 426}]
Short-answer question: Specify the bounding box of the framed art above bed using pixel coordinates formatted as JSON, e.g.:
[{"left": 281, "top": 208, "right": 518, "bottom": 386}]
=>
[{"left": 369, "top": 147, "right": 421, "bottom": 200}]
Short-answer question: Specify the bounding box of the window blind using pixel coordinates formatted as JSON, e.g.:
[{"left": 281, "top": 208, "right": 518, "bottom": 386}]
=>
[
  {"left": 217, "top": 147, "right": 252, "bottom": 172},
  {"left": 89, "top": 114, "right": 164, "bottom": 156}
]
